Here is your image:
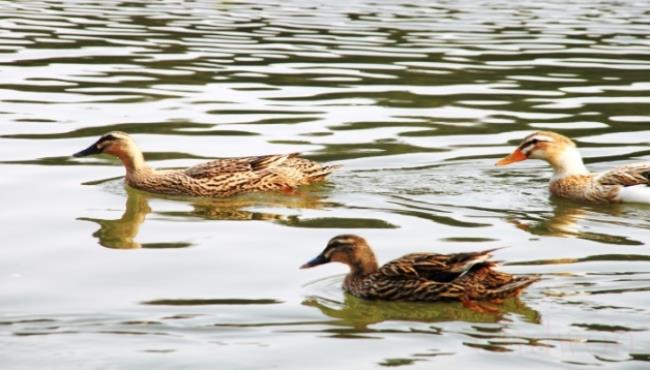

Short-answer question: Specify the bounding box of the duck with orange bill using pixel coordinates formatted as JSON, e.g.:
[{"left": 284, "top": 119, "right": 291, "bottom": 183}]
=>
[{"left": 497, "top": 131, "right": 650, "bottom": 204}]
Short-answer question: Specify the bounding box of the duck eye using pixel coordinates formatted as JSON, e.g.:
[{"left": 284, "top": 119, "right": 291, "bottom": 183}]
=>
[
  {"left": 530, "top": 139, "right": 539, "bottom": 145},
  {"left": 98, "top": 135, "right": 115, "bottom": 144}
]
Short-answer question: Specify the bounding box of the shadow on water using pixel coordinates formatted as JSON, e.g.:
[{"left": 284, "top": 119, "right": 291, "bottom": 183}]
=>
[
  {"left": 504, "top": 198, "right": 648, "bottom": 245},
  {"left": 78, "top": 188, "right": 190, "bottom": 249},
  {"left": 141, "top": 298, "right": 282, "bottom": 306},
  {"left": 303, "top": 294, "right": 541, "bottom": 330},
  {"left": 2, "top": 0, "right": 650, "bottom": 367},
  {"left": 78, "top": 185, "right": 397, "bottom": 249}
]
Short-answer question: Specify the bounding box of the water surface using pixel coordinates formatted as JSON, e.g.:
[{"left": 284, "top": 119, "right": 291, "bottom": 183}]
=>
[{"left": 1, "top": 0, "right": 650, "bottom": 369}]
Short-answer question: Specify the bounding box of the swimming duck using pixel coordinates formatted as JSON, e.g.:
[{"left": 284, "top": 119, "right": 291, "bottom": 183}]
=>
[
  {"left": 497, "top": 131, "right": 650, "bottom": 204},
  {"left": 301, "top": 235, "right": 539, "bottom": 309},
  {"left": 73, "top": 131, "right": 339, "bottom": 197}
]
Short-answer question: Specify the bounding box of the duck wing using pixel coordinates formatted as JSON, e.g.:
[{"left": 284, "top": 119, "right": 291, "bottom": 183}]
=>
[
  {"left": 183, "top": 154, "right": 296, "bottom": 179},
  {"left": 377, "top": 248, "right": 502, "bottom": 283},
  {"left": 595, "top": 163, "right": 650, "bottom": 187},
  {"left": 452, "top": 263, "right": 540, "bottom": 301},
  {"left": 358, "top": 259, "right": 537, "bottom": 302},
  {"left": 282, "top": 157, "right": 341, "bottom": 183}
]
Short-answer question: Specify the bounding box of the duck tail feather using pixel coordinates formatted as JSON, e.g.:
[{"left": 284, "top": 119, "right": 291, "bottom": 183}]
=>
[
  {"left": 306, "top": 164, "right": 341, "bottom": 182},
  {"left": 490, "top": 275, "right": 540, "bottom": 298},
  {"left": 250, "top": 154, "right": 291, "bottom": 171}
]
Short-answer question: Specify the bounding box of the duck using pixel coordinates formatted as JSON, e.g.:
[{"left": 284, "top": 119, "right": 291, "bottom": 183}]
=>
[
  {"left": 496, "top": 131, "right": 650, "bottom": 204},
  {"left": 300, "top": 234, "right": 539, "bottom": 310},
  {"left": 73, "top": 131, "right": 340, "bottom": 197}
]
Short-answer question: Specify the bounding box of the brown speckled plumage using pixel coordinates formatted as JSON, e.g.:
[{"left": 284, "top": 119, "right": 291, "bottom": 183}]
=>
[
  {"left": 547, "top": 164, "right": 650, "bottom": 203},
  {"left": 301, "top": 235, "right": 539, "bottom": 303},
  {"left": 596, "top": 163, "right": 650, "bottom": 187},
  {"left": 498, "top": 131, "right": 650, "bottom": 204},
  {"left": 73, "top": 131, "right": 339, "bottom": 197},
  {"left": 548, "top": 174, "right": 617, "bottom": 203}
]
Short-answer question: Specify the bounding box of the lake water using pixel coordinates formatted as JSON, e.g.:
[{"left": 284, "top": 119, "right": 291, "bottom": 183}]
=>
[{"left": 1, "top": 0, "right": 649, "bottom": 368}]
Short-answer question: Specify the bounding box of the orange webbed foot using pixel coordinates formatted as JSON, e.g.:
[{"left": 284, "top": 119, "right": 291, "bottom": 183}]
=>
[
  {"left": 461, "top": 297, "right": 502, "bottom": 314},
  {"left": 280, "top": 185, "right": 300, "bottom": 195}
]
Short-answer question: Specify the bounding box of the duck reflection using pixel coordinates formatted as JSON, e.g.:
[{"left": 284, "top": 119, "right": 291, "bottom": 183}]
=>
[
  {"left": 303, "top": 294, "right": 540, "bottom": 329},
  {"left": 79, "top": 187, "right": 328, "bottom": 249},
  {"left": 506, "top": 199, "right": 643, "bottom": 245},
  {"left": 78, "top": 188, "right": 157, "bottom": 249}
]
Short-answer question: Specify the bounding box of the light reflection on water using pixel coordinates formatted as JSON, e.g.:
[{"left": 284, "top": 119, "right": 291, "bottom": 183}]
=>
[{"left": 1, "top": 0, "right": 649, "bottom": 368}]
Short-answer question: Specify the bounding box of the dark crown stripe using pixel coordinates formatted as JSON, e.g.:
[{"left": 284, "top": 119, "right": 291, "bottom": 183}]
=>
[{"left": 98, "top": 134, "right": 118, "bottom": 143}]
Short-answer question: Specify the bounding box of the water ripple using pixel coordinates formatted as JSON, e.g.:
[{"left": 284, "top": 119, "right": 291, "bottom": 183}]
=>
[{"left": 1, "top": 0, "right": 650, "bottom": 369}]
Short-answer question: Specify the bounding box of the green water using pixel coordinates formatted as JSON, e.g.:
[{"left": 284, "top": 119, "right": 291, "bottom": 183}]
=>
[{"left": 1, "top": 0, "right": 649, "bottom": 369}]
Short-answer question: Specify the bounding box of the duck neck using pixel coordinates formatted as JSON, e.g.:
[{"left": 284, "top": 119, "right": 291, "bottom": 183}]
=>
[
  {"left": 115, "top": 146, "right": 150, "bottom": 175},
  {"left": 349, "top": 250, "right": 379, "bottom": 277},
  {"left": 548, "top": 147, "right": 589, "bottom": 179}
]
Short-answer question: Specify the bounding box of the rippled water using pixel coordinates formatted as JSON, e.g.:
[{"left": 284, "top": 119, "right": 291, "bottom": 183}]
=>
[{"left": 1, "top": 0, "right": 650, "bottom": 368}]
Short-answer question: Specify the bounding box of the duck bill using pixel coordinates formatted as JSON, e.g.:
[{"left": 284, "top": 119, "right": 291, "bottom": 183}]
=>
[
  {"left": 496, "top": 149, "right": 527, "bottom": 166},
  {"left": 73, "top": 141, "right": 102, "bottom": 157},
  {"left": 300, "top": 254, "right": 328, "bottom": 269}
]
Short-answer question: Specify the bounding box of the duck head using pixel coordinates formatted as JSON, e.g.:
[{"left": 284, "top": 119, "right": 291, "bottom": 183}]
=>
[
  {"left": 73, "top": 131, "right": 146, "bottom": 171},
  {"left": 301, "top": 234, "right": 378, "bottom": 275},
  {"left": 496, "top": 131, "right": 588, "bottom": 177},
  {"left": 73, "top": 131, "right": 135, "bottom": 158}
]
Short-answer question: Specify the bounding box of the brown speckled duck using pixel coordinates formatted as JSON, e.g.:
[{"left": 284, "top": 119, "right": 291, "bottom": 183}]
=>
[
  {"left": 497, "top": 131, "right": 650, "bottom": 204},
  {"left": 301, "top": 235, "right": 539, "bottom": 310},
  {"left": 73, "top": 131, "right": 339, "bottom": 197}
]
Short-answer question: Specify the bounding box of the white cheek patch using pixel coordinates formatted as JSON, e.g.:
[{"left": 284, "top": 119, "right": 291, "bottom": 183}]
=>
[
  {"left": 521, "top": 134, "right": 555, "bottom": 156},
  {"left": 521, "top": 144, "right": 535, "bottom": 156}
]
